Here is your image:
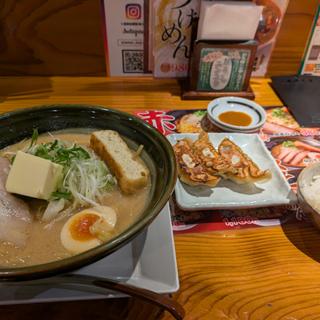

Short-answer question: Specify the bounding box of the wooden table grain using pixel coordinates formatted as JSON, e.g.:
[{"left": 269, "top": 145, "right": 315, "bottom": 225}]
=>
[{"left": 1, "top": 77, "right": 320, "bottom": 320}]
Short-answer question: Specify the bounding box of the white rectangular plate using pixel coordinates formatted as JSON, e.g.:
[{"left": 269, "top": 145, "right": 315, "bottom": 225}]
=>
[
  {"left": 0, "top": 204, "right": 178, "bottom": 305},
  {"left": 167, "top": 133, "right": 297, "bottom": 210}
]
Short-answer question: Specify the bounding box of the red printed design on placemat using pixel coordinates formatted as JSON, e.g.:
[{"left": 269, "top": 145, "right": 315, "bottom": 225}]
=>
[
  {"left": 135, "top": 110, "right": 176, "bottom": 135},
  {"left": 275, "top": 159, "right": 297, "bottom": 191}
]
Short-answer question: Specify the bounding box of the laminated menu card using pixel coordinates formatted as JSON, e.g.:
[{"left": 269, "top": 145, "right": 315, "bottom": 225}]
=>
[{"left": 189, "top": 41, "right": 257, "bottom": 92}]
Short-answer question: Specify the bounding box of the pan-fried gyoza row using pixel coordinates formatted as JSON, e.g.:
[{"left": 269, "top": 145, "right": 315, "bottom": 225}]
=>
[{"left": 173, "top": 132, "right": 271, "bottom": 187}]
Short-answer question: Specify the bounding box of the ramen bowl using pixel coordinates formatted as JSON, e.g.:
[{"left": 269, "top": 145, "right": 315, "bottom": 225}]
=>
[
  {"left": 0, "top": 105, "right": 177, "bottom": 281},
  {"left": 207, "top": 97, "right": 266, "bottom": 133}
]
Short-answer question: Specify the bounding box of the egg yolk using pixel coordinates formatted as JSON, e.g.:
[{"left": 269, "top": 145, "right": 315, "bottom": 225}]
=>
[{"left": 70, "top": 213, "right": 99, "bottom": 241}]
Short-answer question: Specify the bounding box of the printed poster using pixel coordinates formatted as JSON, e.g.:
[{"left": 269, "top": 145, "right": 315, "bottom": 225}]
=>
[
  {"left": 153, "top": 0, "right": 200, "bottom": 78},
  {"left": 252, "top": 0, "right": 289, "bottom": 76}
]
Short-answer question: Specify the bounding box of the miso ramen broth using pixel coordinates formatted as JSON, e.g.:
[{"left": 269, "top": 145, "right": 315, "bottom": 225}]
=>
[{"left": 0, "top": 131, "right": 151, "bottom": 267}]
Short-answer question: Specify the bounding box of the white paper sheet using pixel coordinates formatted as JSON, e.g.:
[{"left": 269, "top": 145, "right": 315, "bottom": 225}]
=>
[{"left": 197, "top": 1, "right": 263, "bottom": 41}]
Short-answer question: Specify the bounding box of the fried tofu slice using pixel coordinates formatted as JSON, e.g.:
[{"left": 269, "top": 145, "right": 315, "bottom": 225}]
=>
[
  {"left": 173, "top": 138, "right": 220, "bottom": 187},
  {"left": 90, "top": 130, "right": 149, "bottom": 194},
  {"left": 218, "top": 138, "right": 271, "bottom": 184}
]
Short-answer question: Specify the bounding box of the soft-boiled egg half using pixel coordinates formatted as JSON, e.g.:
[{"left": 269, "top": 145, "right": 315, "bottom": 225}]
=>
[{"left": 60, "top": 206, "right": 117, "bottom": 254}]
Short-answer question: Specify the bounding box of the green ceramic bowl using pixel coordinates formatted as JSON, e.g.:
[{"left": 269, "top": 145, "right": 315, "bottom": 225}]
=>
[{"left": 0, "top": 105, "right": 177, "bottom": 281}]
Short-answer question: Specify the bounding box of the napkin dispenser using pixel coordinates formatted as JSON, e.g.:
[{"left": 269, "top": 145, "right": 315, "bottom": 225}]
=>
[{"left": 182, "top": 0, "right": 261, "bottom": 100}]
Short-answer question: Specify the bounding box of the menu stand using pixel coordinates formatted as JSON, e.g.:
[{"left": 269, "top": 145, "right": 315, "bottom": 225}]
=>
[{"left": 181, "top": 40, "right": 257, "bottom": 100}]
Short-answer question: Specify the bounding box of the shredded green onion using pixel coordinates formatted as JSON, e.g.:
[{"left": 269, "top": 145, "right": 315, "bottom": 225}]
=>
[
  {"left": 51, "top": 191, "right": 72, "bottom": 201},
  {"left": 30, "top": 140, "right": 90, "bottom": 166},
  {"left": 28, "top": 128, "right": 39, "bottom": 150},
  {"left": 62, "top": 158, "right": 115, "bottom": 207}
]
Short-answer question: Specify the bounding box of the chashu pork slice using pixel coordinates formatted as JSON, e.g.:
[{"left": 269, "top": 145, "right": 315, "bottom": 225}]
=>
[{"left": 0, "top": 157, "right": 32, "bottom": 247}]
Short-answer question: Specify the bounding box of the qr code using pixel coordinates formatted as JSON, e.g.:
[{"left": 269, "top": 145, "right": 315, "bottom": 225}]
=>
[{"left": 122, "top": 50, "right": 144, "bottom": 73}]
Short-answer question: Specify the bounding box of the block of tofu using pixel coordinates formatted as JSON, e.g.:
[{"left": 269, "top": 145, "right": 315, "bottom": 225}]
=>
[
  {"left": 5, "top": 151, "right": 63, "bottom": 200},
  {"left": 90, "top": 130, "right": 149, "bottom": 194}
]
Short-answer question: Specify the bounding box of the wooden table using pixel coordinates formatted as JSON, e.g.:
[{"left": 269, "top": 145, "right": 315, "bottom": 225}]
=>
[{"left": 1, "top": 77, "right": 320, "bottom": 320}]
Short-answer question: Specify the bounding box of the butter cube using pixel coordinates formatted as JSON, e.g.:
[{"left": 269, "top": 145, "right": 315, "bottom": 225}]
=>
[{"left": 6, "top": 151, "right": 63, "bottom": 200}]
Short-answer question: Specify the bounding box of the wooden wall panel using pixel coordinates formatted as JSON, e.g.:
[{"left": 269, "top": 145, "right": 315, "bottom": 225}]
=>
[
  {"left": 0, "top": 0, "right": 106, "bottom": 75},
  {"left": 0, "top": 0, "right": 318, "bottom": 76}
]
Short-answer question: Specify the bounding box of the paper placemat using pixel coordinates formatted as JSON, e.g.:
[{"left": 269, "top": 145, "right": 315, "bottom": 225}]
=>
[{"left": 134, "top": 107, "right": 320, "bottom": 233}]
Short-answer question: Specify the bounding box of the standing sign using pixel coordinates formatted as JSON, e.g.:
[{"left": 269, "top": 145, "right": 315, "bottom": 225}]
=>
[
  {"left": 103, "top": 0, "right": 146, "bottom": 76},
  {"left": 153, "top": 0, "right": 200, "bottom": 78},
  {"left": 300, "top": 5, "right": 320, "bottom": 76}
]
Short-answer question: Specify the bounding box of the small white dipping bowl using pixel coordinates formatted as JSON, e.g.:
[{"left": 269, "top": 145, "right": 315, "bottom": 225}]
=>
[{"left": 207, "top": 97, "right": 266, "bottom": 133}]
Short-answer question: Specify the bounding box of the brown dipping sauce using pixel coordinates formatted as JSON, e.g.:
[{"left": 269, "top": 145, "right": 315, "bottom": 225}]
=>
[{"left": 218, "top": 111, "right": 252, "bottom": 127}]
